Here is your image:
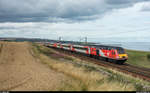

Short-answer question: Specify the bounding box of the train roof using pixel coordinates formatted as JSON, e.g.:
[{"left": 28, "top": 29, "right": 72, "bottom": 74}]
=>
[
  {"left": 64, "top": 42, "right": 123, "bottom": 49},
  {"left": 89, "top": 45, "right": 123, "bottom": 49},
  {"left": 49, "top": 41, "right": 124, "bottom": 50}
]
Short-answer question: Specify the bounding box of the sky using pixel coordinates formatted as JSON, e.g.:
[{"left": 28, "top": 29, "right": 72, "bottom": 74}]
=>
[{"left": 0, "top": 0, "right": 150, "bottom": 42}]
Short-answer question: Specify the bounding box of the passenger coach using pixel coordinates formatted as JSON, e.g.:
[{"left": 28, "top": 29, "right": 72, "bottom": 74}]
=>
[{"left": 46, "top": 42, "right": 128, "bottom": 64}]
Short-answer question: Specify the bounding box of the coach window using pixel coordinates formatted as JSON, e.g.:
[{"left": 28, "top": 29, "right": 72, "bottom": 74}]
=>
[{"left": 74, "top": 47, "right": 87, "bottom": 50}]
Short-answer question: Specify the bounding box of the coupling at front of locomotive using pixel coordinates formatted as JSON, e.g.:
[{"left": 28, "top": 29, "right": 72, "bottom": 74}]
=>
[{"left": 116, "top": 47, "right": 128, "bottom": 60}]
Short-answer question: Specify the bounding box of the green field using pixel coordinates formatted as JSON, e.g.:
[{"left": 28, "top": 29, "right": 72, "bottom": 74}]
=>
[{"left": 126, "top": 49, "right": 150, "bottom": 68}]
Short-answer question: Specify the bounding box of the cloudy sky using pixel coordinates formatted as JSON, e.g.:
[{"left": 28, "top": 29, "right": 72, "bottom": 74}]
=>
[{"left": 0, "top": 0, "right": 150, "bottom": 42}]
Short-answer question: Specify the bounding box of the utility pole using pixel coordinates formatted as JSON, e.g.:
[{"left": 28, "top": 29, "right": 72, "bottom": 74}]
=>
[
  {"left": 85, "top": 37, "right": 87, "bottom": 44},
  {"left": 58, "top": 36, "right": 61, "bottom": 43},
  {"left": 79, "top": 38, "right": 81, "bottom": 42}
]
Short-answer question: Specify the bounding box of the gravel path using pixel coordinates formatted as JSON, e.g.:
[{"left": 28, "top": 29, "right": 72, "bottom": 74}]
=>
[{"left": 0, "top": 42, "right": 67, "bottom": 91}]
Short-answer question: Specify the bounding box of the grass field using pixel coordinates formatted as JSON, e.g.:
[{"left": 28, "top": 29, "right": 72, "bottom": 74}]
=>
[
  {"left": 32, "top": 43, "right": 150, "bottom": 91},
  {"left": 126, "top": 49, "right": 150, "bottom": 68}
]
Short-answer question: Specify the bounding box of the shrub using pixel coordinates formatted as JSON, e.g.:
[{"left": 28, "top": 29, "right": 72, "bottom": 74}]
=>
[{"left": 147, "top": 54, "right": 150, "bottom": 61}]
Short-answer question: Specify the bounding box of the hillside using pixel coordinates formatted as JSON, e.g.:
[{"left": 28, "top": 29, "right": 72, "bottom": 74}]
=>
[{"left": 0, "top": 41, "right": 150, "bottom": 91}]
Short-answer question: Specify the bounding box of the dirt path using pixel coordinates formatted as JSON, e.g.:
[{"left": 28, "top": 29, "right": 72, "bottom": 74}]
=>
[{"left": 0, "top": 42, "right": 67, "bottom": 91}]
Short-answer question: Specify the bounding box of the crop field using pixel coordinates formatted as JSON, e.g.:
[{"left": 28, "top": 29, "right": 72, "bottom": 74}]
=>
[{"left": 0, "top": 41, "right": 150, "bottom": 91}]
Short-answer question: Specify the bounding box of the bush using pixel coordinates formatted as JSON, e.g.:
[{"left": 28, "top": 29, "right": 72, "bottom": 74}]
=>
[{"left": 147, "top": 54, "right": 150, "bottom": 61}]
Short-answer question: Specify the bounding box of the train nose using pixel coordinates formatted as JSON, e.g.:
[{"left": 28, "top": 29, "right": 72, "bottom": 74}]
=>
[{"left": 119, "top": 54, "right": 128, "bottom": 59}]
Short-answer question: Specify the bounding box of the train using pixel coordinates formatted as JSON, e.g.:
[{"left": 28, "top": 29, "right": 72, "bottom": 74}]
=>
[{"left": 44, "top": 42, "right": 128, "bottom": 64}]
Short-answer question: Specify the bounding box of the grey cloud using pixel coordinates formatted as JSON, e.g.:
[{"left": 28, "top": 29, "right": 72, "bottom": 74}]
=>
[
  {"left": 106, "top": 0, "right": 150, "bottom": 5},
  {"left": 0, "top": 0, "right": 150, "bottom": 22},
  {"left": 140, "top": 2, "right": 150, "bottom": 11},
  {"left": 106, "top": 0, "right": 132, "bottom": 5},
  {"left": 0, "top": 27, "right": 16, "bottom": 30},
  {"left": 142, "top": 8, "right": 150, "bottom": 11}
]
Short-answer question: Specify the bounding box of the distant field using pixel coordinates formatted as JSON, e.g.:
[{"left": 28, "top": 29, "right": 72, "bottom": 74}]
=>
[{"left": 126, "top": 49, "right": 150, "bottom": 68}]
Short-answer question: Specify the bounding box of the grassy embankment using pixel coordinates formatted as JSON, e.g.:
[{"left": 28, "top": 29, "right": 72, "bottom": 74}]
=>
[
  {"left": 31, "top": 43, "right": 150, "bottom": 91},
  {"left": 126, "top": 49, "right": 150, "bottom": 68}
]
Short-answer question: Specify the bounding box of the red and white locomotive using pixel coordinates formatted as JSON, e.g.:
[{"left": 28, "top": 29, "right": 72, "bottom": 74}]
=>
[{"left": 46, "top": 42, "right": 128, "bottom": 64}]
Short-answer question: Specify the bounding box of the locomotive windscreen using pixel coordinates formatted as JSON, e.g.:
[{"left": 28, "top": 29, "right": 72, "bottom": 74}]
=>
[{"left": 116, "top": 47, "right": 125, "bottom": 54}]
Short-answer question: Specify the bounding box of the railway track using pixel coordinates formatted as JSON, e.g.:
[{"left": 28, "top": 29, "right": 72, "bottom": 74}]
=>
[{"left": 45, "top": 45, "right": 150, "bottom": 82}]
